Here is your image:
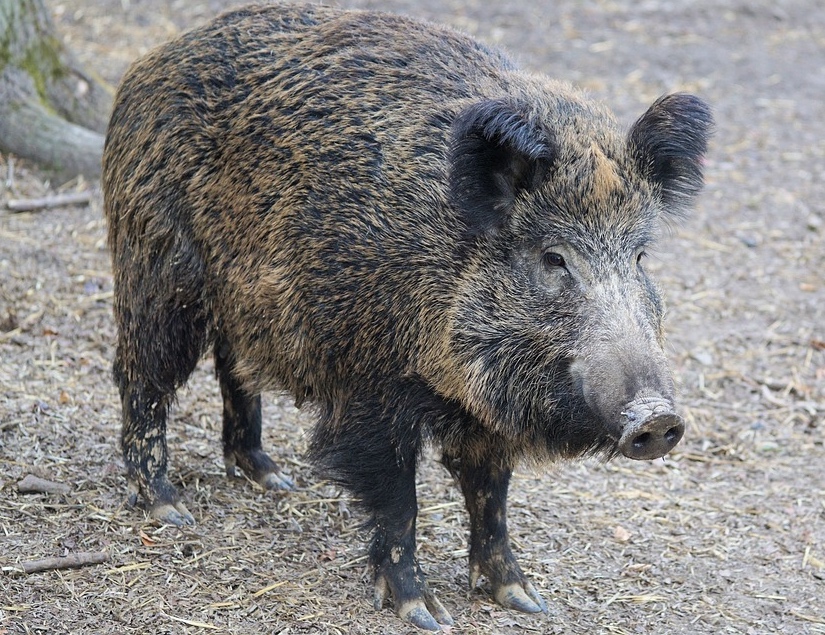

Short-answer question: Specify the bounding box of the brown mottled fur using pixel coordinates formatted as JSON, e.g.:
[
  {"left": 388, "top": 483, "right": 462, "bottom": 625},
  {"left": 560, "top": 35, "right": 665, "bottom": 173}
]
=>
[{"left": 103, "top": 4, "right": 711, "bottom": 630}]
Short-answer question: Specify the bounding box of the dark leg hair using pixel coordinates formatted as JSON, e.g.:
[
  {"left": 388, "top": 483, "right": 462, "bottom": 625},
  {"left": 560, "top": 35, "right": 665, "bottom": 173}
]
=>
[
  {"left": 114, "top": 308, "right": 205, "bottom": 526},
  {"left": 112, "top": 228, "right": 208, "bottom": 525}
]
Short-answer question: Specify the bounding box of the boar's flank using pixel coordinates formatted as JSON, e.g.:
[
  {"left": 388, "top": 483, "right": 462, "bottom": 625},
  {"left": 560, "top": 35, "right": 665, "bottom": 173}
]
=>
[{"left": 102, "top": 4, "right": 712, "bottom": 631}]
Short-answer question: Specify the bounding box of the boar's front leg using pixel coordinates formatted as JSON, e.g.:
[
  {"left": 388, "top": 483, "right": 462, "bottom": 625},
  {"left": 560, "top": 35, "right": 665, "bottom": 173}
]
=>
[
  {"left": 443, "top": 453, "right": 548, "bottom": 614},
  {"left": 310, "top": 391, "right": 453, "bottom": 632},
  {"left": 370, "top": 465, "right": 454, "bottom": 631},
  {"left": 215, "top": 338, "right": 294, "bottom": 491}
]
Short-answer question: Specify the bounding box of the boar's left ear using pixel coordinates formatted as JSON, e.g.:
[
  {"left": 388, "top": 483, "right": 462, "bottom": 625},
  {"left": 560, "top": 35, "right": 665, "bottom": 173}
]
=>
[
  {"left": 449, "top": 99, "right": 556, "bottom": 236},
  {"left": 629, "top": 93, "right": 714, "bottom": 214}
]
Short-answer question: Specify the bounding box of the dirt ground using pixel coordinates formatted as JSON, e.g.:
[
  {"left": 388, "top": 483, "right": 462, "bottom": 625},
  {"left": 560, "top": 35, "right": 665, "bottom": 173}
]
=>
[{"left": 1, "top": 0, "right": 824, "bottom": 633}]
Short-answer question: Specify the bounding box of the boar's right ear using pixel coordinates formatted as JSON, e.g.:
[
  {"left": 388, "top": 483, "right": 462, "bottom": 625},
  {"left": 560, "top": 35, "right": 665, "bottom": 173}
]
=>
[
  {"left": 629, "top": 93, "right": 713, "bottom": 214},
  {"left": 449, "top": 99, "right": 556, "bottom": 236}
]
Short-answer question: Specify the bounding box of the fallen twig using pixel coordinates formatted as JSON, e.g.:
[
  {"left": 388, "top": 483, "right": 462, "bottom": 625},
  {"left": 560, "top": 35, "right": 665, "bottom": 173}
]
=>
[
  {"left": 4, "top": 155, "right": 14, "bottom": 190},
  {"left": 6, "top": 191, "right": 92, "bottom": 212},
  {"left": 19, "top": 551, "right": 109, "bottom": 574},
  {"left": 17, "top": 474, "right": 71, "bottom": 495}
]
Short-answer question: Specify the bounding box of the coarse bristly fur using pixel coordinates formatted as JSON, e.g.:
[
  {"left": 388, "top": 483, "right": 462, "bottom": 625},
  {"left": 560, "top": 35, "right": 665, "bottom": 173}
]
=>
[{"left": 102, "top": 4, "right": 713, "bottom": 631}]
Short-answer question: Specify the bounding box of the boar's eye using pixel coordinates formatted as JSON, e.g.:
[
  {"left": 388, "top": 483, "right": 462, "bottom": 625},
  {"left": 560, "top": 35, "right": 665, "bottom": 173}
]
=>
[
  {"left": 636, "top": 250, "right": 647, "bottom": 265},
  {"left": 543, "top": 251, "right": 566, "bottom": 269}
]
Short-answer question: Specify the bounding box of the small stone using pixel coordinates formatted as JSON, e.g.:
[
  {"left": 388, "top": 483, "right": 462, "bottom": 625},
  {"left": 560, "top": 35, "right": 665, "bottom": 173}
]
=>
[
  {"left": 758, "top": 441, "right": 779, "bottom": 453},
  {"left": 692, "top": 349, "right": 714, "bottom": 366},
  {"left": 614, "top": 526, "right": 631, "bottom": 543}
]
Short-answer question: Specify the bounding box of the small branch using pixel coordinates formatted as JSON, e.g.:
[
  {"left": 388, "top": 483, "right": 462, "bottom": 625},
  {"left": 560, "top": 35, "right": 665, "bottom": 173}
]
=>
[
  {"left": 17, "top": 474, "right": 71, "bottom": 495},
  {"left": 4, "top": 155, "right": 14, "bottom": 190},
  {"left": 6, "top": 190, "right": 92, "bottom": 212},
  {"left": 19, "top": 551, "right": 109, "bottom": 574}
]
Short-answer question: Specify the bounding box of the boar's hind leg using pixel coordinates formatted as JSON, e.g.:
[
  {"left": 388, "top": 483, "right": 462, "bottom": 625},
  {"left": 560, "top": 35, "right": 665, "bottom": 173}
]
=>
[
  {"left": 215, "top": 338, "right": 294, "bottom": 491},
  {"left": 115, "top": 232, "right": 209, "bottom": 526},
  {"left": 443, "top": 454, "right": 548, "bottom": 614},
  {"left": 310, "top": 393, "right": 453, "bottom": 632},
  {"left": 120, "top": 382, "right": 195, "bottom": 526},
  {"left": 116, "top": 303, "right": 206, "bottom": 526}
]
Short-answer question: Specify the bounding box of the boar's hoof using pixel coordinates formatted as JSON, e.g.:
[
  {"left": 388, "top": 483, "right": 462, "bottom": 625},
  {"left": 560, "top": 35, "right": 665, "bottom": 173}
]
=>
[
  {"left": 398, "top": 599, "right": 453, "bottom": 632},
  {"left": 225, "top": 449, "right": 295, "bottom": 491},
  {"left": 126, "top": 479, "right": 195, "bottom": 526},
  {"left": 492, "top": 580, "right": 548, "bottom": 614},
  {"left": 618, "top": 398, "right": 685, "bottom": 460},
  {"left": 374, "top": 571, "right": 454, "bottom": 632},
  {"left": 151, "top": 501, "right": 195, "bottom": 526},
  {"left": 259, "top": 470, "right": 295, "bottom": 491},
  {"left": 470, "top": 561, "right": 547, "bottom": 614}
]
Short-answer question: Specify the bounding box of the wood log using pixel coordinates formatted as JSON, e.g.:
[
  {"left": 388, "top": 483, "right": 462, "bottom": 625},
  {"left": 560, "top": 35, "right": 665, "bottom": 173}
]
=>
[
  {"left": 0, "top": 0, "right": 112, "bottom": 176},
  {"left": 6, "top": 190, "right": 92, "bottom": 212}
]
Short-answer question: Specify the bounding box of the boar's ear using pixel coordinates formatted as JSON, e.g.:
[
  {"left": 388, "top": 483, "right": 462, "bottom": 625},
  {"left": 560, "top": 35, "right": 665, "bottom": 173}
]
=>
[
  {"left": 449, "top": 99, "right": 556, "bottom": 235},
  {"left": 629, "top": 93, "right": 713, "bottom": 214}
]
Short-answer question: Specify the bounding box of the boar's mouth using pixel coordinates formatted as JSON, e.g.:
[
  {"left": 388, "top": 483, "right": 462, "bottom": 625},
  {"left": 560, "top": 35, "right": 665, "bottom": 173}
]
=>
[{"left": 616, "top": 395, "right": 684, "bottom": 460}]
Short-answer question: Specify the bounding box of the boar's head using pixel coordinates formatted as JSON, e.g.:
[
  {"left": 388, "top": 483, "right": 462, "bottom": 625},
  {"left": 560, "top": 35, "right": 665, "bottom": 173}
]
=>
[{"left": 441, "top": 90, "right": 712, "bottom": 461}]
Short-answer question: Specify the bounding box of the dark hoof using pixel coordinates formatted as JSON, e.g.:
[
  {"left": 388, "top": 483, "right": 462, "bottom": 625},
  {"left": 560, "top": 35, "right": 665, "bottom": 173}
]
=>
[
  {"left": 259, "top": 470, "right": 295, "bottom": 491},
  {"left": 225, "top": 449, "right": 294, "bottom": 491},
  {"left": 470, "top": 559, "right": 547, "bottom": 615},
  {"left": 493, "top": 580, "right": 547, "bottom": 614},
  {"left": 126, "top": 478, "right": 194, "bottom": 526},
  {"left": 374, "top": 571, "right": 454, "bottom": 632},
  {"left": 151, "top": 501, "right": 195, "bottom": 526}
]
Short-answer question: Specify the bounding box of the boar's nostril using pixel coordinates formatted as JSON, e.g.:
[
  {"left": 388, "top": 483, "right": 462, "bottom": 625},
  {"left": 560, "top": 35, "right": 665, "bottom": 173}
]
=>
[{"left": 632, "top": 432, "right": 651, "bottom": 450}]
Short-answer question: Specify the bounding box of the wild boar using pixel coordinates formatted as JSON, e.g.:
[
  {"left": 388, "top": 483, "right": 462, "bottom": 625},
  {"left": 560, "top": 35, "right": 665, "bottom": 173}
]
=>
[{"left": 102, "top": 4, "right": 712, "bottom": 631}]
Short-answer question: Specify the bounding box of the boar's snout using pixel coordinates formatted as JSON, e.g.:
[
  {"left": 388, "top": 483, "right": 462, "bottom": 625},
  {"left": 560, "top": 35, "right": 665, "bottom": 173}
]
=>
[{"left": 618, "top": 396, "right": 684, "bottom": 460}]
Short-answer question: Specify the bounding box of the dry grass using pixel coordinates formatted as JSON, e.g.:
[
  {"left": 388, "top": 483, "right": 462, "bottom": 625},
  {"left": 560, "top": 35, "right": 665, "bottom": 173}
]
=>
[{"left": 2, "top": 0, "right": 824, "bottom": 633}]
